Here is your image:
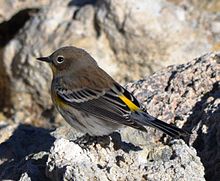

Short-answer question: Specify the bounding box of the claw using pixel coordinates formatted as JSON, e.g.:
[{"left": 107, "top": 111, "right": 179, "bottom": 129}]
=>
[{"left": 72, "top": 134, "right": 111, "bottom": 149}]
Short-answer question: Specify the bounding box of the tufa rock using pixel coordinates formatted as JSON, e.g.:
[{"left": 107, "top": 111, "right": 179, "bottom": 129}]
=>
[
  {"left": 1, "top": 52, "right": 219, "bottom": 180},
  {"left": 45, "top": 138, "right": 204, "bottom": 181},
  {"left": 1, "top": 0, "right": 218, "bottom": 121}
]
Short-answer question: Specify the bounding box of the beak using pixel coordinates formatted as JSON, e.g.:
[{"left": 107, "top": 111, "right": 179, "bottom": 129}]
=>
[{"left": 36, "top": 56, "right": 51, "bottom": 63}]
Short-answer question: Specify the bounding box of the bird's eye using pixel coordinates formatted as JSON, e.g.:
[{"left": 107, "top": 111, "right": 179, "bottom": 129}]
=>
[{"left": 56, "top": 56, "right": 64, "bottom": 64}]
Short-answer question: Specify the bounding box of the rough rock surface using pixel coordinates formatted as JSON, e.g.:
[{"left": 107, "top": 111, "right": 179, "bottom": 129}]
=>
[
  {"left": 126, "top": 52, "right": 220, "bottom": 180},
  {"left": 0, "top": 124, "right": 205, "bottom": 181},
  {"left": 46, "top": 138, "right": 203, "bottom": 181},
  {"left": 0, "top": 0, "right": 219, "bottom": 180},
  {"left": 1, "top": 52, "right": 219, "bottom": 180},
  {"left": 2, "top": 0, "right": 220, "bottom": 122},
  {"left": 0, "top": 0, "right": 49, "bottom": 23},
  {"left": 0, "top": 124, "right": 55, "bottom": 181}
]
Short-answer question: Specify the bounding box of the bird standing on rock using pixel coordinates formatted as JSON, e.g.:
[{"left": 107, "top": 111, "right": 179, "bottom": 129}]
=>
[{"left": 37, "top": 46, "right": 188, "bottom": 141}]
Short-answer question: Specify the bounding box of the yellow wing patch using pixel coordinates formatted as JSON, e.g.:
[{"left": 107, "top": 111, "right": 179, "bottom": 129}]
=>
[{"left": 119, "top": 95, "right": 139, "bottom": 111}]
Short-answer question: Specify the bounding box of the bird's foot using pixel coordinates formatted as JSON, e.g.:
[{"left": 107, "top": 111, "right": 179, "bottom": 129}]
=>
[
  {"left": 95, "top": 135, "right": 111, "bottom": 148},
  {"left": 73, "top": 134, "right": 111, "bottom": 149}
]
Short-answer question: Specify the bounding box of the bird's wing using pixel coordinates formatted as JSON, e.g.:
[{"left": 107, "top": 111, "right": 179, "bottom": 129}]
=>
[
  {"left": 55, "top": 82, "right": 145, "bottom": 129},
  {"left": 55, "top": 79, "right": 189, "bottom": 138}
]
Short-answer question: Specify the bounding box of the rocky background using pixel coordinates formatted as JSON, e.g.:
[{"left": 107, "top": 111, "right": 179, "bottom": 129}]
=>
[{"left": 0, "top": 0, "right": 219, "bottom": 180}]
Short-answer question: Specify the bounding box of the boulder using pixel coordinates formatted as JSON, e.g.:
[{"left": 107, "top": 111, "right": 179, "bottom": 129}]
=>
[
  {"left": 1, "top": 0, "right": 217, "bottom": 120},
  {"left": 1, "top": 52, "right": 219, "bottom": 180}
]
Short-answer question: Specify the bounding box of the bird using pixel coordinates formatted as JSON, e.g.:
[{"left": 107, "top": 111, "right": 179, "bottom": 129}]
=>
[{"left": 37, "top": 46, "right": 189, "bottom": 139}]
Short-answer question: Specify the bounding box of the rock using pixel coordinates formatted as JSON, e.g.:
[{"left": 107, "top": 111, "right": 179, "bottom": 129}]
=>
[
  {"left": 0, "top": 124, "right": 55, "bottom": 180},
  {"left": 0, "top": 125, "right": 205, "bottom": 181},
  {"left": 125, "top": 52, "right": 220, "bottom": 180},
  {"left": 169, "top": 0, "right": 220, "bottom": 13},
  {"left": 0, "top": 125, "right": 205, "bottom": 180},
  {"left": 1, "top": 52, "right": 218, "bottom": 180},
  {"left": 1, "top": 0, "right": 218, "bottom": 122},
  {"left": 0, "top": 122, "right": 17, "bottom": 144},
  {"left": 0, "top": 0, "right": 49, "bottom": 23},
  {"left": 96, "top": 0, "right": 211, "bottom": 79},
  {"left": 126, "top": 53, "right": 219, "bottom": 140},
  {"left": 46, "top": 138, "right": 204, "bottom": 181},
  {"left": 0, "top": 0, "right": 219, "bottom": 180}
]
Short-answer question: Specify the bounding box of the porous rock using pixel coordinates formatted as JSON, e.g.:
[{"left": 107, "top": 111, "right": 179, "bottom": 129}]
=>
[
  {"left": 45, "top": 138, "right": 204, "bottom": 181},
  {"left": 2, "top": 0, "right": 217, "bottom": 120},
  {"left": 1, "top": 52, "right": 218, "bottom": 180},
  {"left": 126, "top": 52, "right": 220, "bottom": 180},
  {"left": 0, "top": 0, "right": 49, "bottom": 23}
]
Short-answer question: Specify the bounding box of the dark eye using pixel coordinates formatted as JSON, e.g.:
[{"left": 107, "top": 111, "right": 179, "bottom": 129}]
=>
[{"left": 56, "top": 56, "right": 64, "bottom": 64}]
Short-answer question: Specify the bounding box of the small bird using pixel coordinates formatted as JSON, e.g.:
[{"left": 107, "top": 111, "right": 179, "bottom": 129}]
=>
[{"left": 37, "top": 46, "right": 188, "bottom": 139}]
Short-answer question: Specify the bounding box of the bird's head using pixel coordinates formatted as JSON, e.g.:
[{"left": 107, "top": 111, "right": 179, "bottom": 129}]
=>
[{"left": 37, "top": 46, "right": 97, "bottom": 76}]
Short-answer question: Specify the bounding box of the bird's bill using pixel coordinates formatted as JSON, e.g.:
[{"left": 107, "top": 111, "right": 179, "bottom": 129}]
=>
[{"left": 36, "top": 56, "right": 51, "bottom": 63}]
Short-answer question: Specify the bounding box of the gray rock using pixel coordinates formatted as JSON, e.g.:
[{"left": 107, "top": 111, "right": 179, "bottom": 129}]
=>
[
  {"left": 1, "top": 0, "right": 218, "bottom": 122},
  {"left": 96, "top": 0, "right": 211, "bottom": 79},
  {"left": 0, "top": 0, "right": 219, "bottom": 180},
  {"left": 126, "top": 52, "right": 220, "bottom": 180},
  {"left": 0, "top": 124, "right": 55, "bottom": 180},
  {"left": 46, "top": 138, "right": 204, "bottom": 181},
  {"left": 0, "top": 0, "right": 49, "bottom": 23},
  {"left": 1, "top": 52, "right": 218, "bottom": 180}
]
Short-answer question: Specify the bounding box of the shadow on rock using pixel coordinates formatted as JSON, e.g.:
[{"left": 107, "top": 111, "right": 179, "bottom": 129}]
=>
[
  {"left": 72, "top": 132, "right": 142, "bottom": 152},
  {"left": 68, "top": 0, "right": 97, "bottom": 7},
  {"left": 0, "top": 124, "right": 55, "bottom": 180},
  {"left": 185, "top": 82, "right": 220, "bottom": 181},
  {"left": 110, "top": 132, "right": 142, "bottom": 152},
  {"left": 0, "top": 8, "right": 39, "bottom": 47}
]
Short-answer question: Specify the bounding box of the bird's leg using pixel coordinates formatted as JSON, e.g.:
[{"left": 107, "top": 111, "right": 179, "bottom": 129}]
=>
[
  {"left": 95, "top": 135, "right": 111, "bottom": 148},
  {"left": 73, "top": 133, "right": 111, "bottom": 149},
  {"left": 73, "top": 133, "right": 94, "bottom": 147}
]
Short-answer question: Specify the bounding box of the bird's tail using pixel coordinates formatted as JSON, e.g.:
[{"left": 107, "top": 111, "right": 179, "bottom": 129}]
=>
[{"left": 131, "top": 111, "right": 189, "bottom": 138}]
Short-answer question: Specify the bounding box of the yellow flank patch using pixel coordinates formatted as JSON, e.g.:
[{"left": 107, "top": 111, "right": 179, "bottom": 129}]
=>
[
  {"left": 54, "top": 94, "right": 69, "bottom": 109},
  {"left": 119, "top": 95, "right": 139, "bottom": 111}
]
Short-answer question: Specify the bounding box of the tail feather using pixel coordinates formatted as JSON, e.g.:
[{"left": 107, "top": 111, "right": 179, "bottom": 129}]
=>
[
  {"left": 146, "top": 117, "right": 189, "bottom": 138},
  {"left": 132, "top": 111, "right": 189, "bottom": 138}
]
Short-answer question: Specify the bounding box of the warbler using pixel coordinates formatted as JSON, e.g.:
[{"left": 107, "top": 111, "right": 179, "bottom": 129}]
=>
[{"left": 37, "top": 46, "right": 188, "bottom": 138}]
